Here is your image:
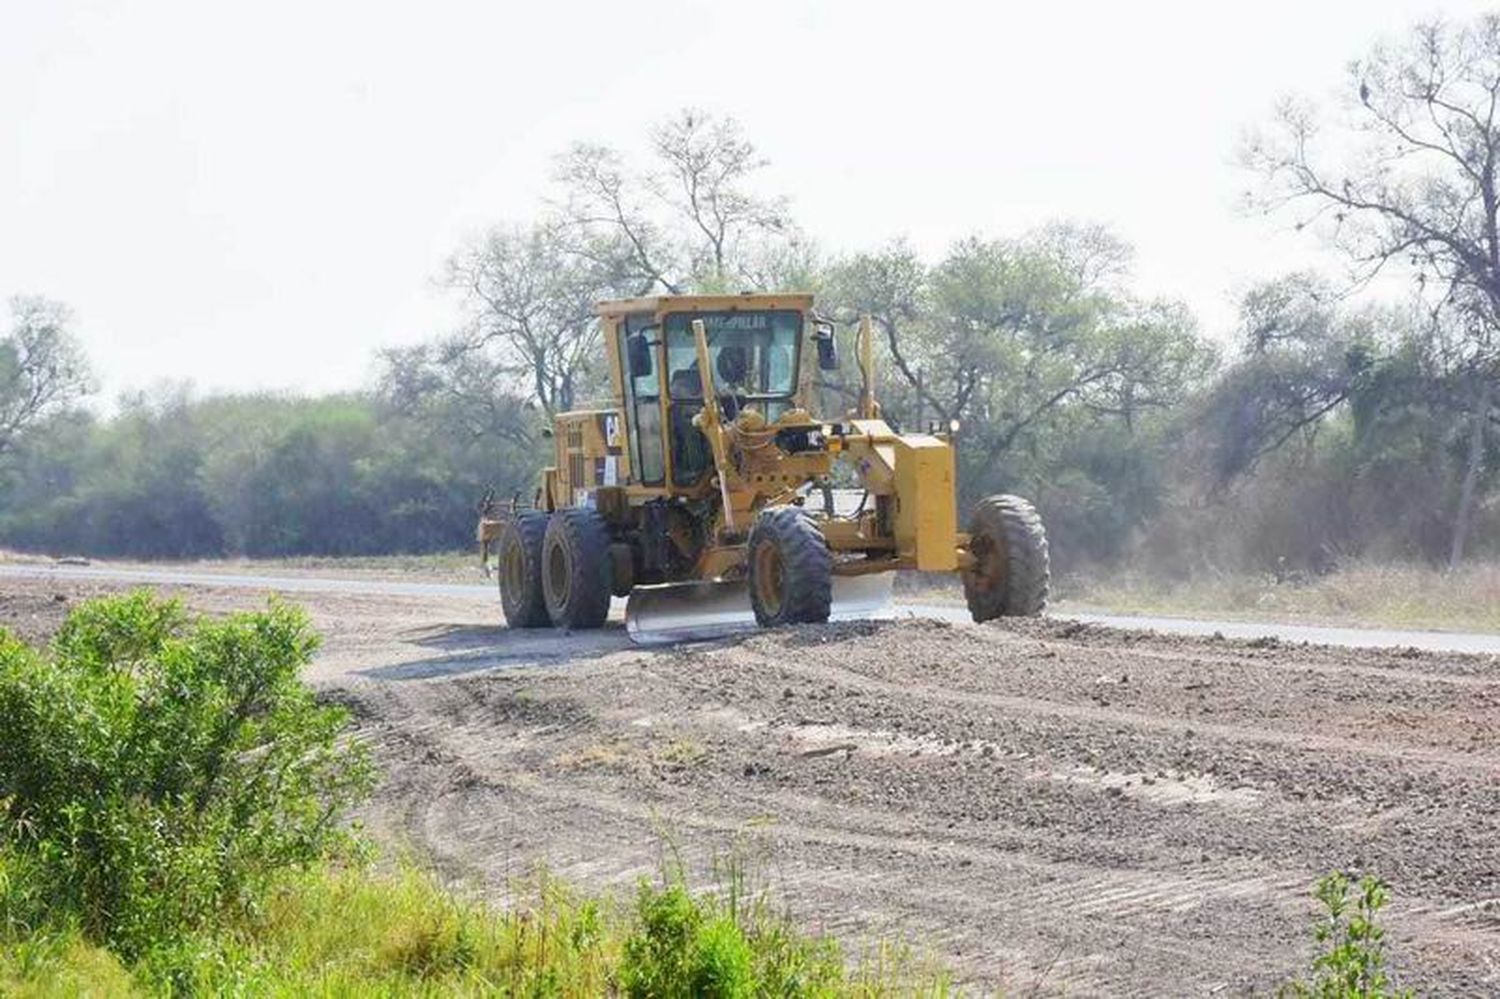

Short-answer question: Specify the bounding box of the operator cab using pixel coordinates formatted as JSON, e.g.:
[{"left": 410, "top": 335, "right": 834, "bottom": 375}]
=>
[
  {"left": 610, "top": 296, "right": 815, "bottom": 491},
  {"left": 662, "top": 310, "right": 800, "bottom": 485}
]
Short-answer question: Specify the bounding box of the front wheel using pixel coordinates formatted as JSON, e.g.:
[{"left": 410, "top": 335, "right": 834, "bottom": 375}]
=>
[
  {"left": 747, "top": 507, "right": 832, "bottom": 627},
  {"left": 962, "top": 494, "right": 1050, "bottom": 622}
]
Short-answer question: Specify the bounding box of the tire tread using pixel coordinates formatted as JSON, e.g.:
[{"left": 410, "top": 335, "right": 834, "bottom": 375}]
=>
[
  {"left": 498, "top": 512, "right": 551, "bottom": 628},
  {"left": 964, "top": 494, "right": 1050, "bottom": 621},
  {"left": 748, "top": 506, "right": 833, "bottom": 626},
  {"left": 544, "top": 507, "right": 613, "bottom": 630}
]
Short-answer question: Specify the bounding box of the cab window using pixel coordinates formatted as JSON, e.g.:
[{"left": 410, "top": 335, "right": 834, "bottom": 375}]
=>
[
  {"left": 618, "top": 313, "right": 664, "bottom": 485},
  {"left": 662, "top": 310, "right": 801, "bottom": 486},
  {"left": 663, "top": 311, "right": 801, "bottom": 401}
]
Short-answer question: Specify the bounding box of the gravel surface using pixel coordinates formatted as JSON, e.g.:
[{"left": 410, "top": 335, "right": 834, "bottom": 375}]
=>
[{"left": 4, "top": 575, "right": 1498, "bottom": 995}]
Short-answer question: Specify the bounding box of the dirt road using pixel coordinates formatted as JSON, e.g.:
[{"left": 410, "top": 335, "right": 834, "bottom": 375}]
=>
[
  {"left": 4, "top": 571, "right": 1498, "bottom": 995},
  {"left": 10, "top": 561, "right": 1500, "bottom": 653}
]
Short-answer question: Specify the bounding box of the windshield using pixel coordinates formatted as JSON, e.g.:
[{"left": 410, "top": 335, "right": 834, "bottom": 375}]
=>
[{"left": 663, "top": 311, "right": 800, "bottom": 400}]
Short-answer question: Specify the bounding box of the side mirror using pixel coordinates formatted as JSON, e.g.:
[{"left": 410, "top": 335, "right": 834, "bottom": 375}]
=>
[
  {"left": 626, "top": 334, "right": 652, "bottom": 379},
  {"left": 814, "top": 323, "right": 839, "bottom": 371}
]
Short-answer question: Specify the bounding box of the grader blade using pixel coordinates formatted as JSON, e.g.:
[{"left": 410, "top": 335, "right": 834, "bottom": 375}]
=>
[
  {"left": 625, "top": 580, "right": 754, "bottom": 645},
  {"left": 829, "top": 572, "right": 898, "bottom": 623},
  {"left": 624, "top": 572, "right": 897, "bottom": 646}
]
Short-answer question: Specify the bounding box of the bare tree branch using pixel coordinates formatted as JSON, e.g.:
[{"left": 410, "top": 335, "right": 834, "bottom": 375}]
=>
[{"left": 0, "top": 297, "right": 93, "bottom": 458}]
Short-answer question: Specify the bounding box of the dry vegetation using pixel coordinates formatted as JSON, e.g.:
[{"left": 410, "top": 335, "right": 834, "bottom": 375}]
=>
[{"left": 1059, "top": 562, "right": 1500, "bottom": 632}]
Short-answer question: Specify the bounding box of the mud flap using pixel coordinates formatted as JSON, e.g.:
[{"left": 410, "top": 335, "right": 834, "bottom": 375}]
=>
[{"left": 625, "top": 573, "right": 895, "bottom": 645}]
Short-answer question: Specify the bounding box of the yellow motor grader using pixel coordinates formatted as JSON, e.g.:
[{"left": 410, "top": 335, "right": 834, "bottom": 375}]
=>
[{"left": 478, "top": 293, "right": 1049, "bottom": 643}]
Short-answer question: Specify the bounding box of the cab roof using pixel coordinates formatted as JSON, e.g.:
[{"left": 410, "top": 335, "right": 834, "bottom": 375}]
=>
[{"left": 595, "top": 292, "right": 815, "bottom": 318}]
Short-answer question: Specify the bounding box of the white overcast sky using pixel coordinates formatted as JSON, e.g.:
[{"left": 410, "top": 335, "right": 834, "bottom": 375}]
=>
[{"left": 3, "top": 0, "right": 1494, "bottom": 401}]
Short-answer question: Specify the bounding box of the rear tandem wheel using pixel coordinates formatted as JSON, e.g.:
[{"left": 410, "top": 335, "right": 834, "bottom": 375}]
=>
[
  {"left": 497, "top": 512, "right": 551, "bottom": 628},
  {"left": 542, "top": 507, "right": 614, "bottom": 630}
]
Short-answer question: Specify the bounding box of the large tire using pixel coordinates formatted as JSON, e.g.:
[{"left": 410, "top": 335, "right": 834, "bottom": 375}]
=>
[
  {"left": 542, "top": 508, "right": 613, "bottom": 630},
  {"left": 963, "top": 494, "right": 1050, "bottom": 622},
  {"left": 747, "top": 506, "right": 832, "bottom": 627},
  {"left": 498, "top": 513, "right": 551, "bottom": 628}
]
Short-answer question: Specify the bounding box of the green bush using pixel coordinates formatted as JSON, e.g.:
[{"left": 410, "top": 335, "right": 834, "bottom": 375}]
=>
[
  {"left": 619, "top": 875, "right": 853, "bottom": 999},
  {"left": 1282, "top": 873, "right": 1412, "bottom": 999},
  {"left": 0, "top": 592, "right": 373, "bottom": 961},
  {"left": 622, "top": 882, "right": 715, "bottom": 997}
]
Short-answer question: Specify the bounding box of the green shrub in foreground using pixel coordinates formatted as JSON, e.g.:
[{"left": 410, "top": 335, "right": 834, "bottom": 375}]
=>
[
  {"left": 0, "top": 592, "right": 374, "bottom": 962},
  {"left": 1281, "top": 873, "right": 1412, "bottom": 999},
  {"left": 622, "top": 880, "right": 753, "bottom": 998}
]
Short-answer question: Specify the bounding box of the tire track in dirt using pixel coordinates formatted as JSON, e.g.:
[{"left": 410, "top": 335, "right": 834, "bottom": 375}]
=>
[
  {"left": 326, "top": 616, "right": 1500, "bottom": 995},
  {"left": 729, "top": 645, "right": 1500, "bottom": 776},
  {"left": 338, "top": 684, "right": 1302, "bottom": 994}
]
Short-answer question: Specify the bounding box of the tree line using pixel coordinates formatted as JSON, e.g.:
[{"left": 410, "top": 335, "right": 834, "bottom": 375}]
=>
[
  {"left": 0, "top": 384, "right": 537, "bottom": 558},
  {"left": 4, "top": 15, "right": 1500, "bottom": 575}
]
